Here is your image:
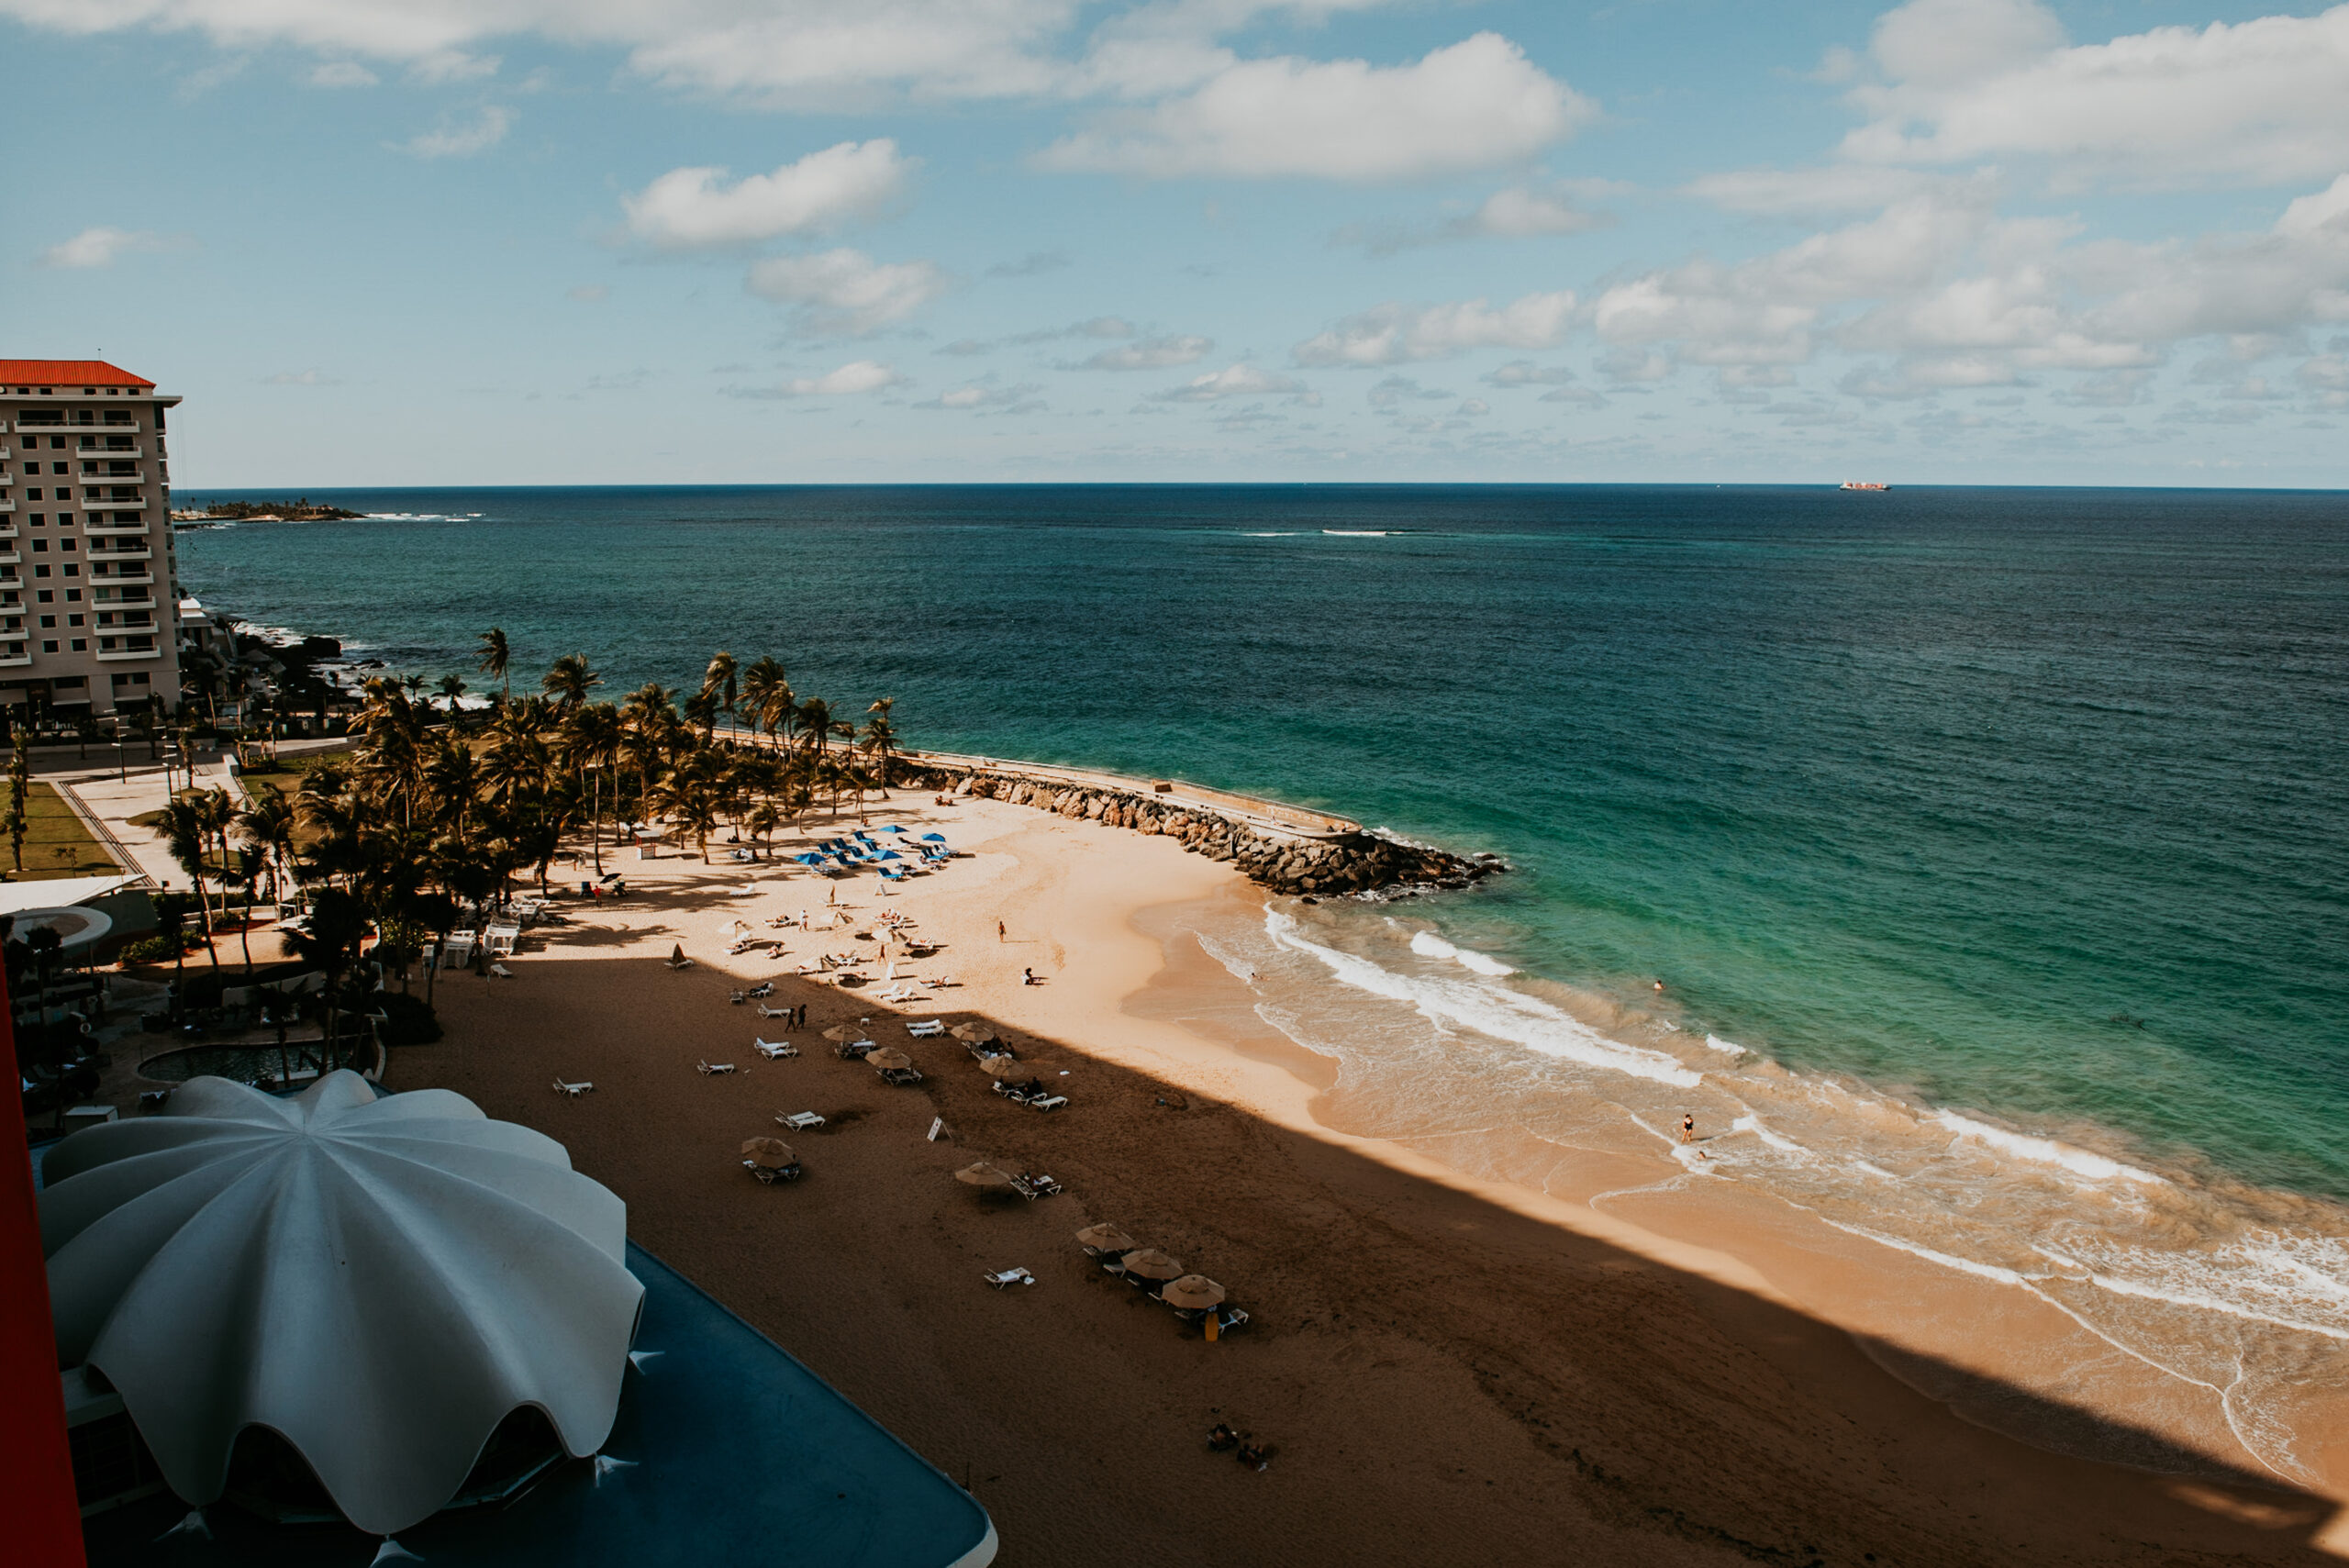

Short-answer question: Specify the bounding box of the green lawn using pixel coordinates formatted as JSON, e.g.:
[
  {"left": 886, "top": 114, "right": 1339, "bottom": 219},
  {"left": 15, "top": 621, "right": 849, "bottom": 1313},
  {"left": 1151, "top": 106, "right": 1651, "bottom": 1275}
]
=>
[{"left": 3, "top": 782, "right": 125, "bottom": 880}]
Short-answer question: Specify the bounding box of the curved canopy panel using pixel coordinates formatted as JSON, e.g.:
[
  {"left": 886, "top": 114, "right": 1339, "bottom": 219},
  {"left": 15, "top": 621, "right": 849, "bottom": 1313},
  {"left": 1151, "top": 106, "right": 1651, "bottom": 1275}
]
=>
[{"left": 40, "top": 1072, "right": 643, "bottom": 1536}]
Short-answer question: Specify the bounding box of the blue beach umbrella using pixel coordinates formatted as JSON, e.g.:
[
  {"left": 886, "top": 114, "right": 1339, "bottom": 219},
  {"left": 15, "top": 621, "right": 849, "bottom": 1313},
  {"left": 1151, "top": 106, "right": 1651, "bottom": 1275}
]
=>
[{"left": 920, "top": 833, "right": 947, "bottom": 843}]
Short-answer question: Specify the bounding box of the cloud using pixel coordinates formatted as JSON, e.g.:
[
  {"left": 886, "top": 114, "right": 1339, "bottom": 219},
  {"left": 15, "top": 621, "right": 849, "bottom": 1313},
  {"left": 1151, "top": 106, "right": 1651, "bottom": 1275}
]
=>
[
  {"left": 744, "top": 248, "right": 950, "bottom": 335},
  {"left": 567, "top": 284, "right": 609, "bottom": 303},
  {"left": 622, "top": 140, "right": 913, "bottom": 250},
  {"left": 1071, "top": 334, "right": 1213, "bottom": 371},
  {"left": 1842, "top": 0, "right": 2349, "bottom": 186},
  {"left": 1038, "top": 33, "right": 1592, "bottom": 181},
  {"left": 1366, "top": 374, "right": 1449, "bottom": 409},
  {"left": 725, "top": 360, "right": 906, "bottom": 398},
  {"left": 1685, "top": 164, "right": 1951, "bottom": 216},
  {"left": 986, "top": 250, "right": 1072, "bottom": 278},
  {"left": 1294, "top": 290, "right": 1575, "bottom": 366},
  {"left": 35, "top": 227, "right": 184, "bottom": 268},
  {"left": 1484, "top": 360, "right": 1577, "bottom": 387},
  {"left": 1339, "top": 183, "right": 1613, "bottom": 255},
  {"left": 1150, "top": 362, "right": 1311, "bottom": 402},
  {"left": 395, "top": 105, "right": 513, "bottom": 159},
  {"left": 917, "top": 379, "right": 1046, "bottom": 411},
  {"left": 306, "top": 60, "right": 377, "bottom": 87}
]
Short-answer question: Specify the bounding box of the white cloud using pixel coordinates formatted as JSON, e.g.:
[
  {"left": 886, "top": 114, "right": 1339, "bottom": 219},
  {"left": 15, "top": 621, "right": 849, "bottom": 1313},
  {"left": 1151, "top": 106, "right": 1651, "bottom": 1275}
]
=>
[
  {"left": 918, "top": 379, "right": 1045, "bottom": 411},
  {"left": 567, "top": 284, "right": 609, "bottom": 303},
  {"left": 1456, "top": 397, "right": 1489, "bottom": 416},
  {"left": 1073, "top": 334, "right": 1212, "bottom": 370},
  {"left": 36, "top": 226, "right": 180, "bottom": 268},
  {"left": 1842, "top": 0, "right": 2349, "bottom": 186},
  {"left": 744, "top": 248, "right": 950, "bottom": 335},
  {"left": 395, "top": 104, "right": 513, "bottom": 159},
  {"left": 1484, "top": 360, "right": 1577, "bottom": 386},
  {"left": 622, "top": 140, "right": 914, "bottom": 250},
  {"left": 306, "top": 60, "right": 377, "bottom": 87},
  {"left": 1366, "top": 374, "right": 1448, "bottom": 408},
  {"left": 1339, "top": 182, "right": 1612, "bottom": 255},
  {"left": 728, "top": 360, "right": 906, "bottom": 398},
  {"left": 1294, "top": 290, "right": 1575, "bottom": 365},
  {"left": 1685, "top": 164, "right": 1950, "bottom": 216},
  {"left": 1038, "top": 33, "right": 1591, "bottom": 181},
  {"left": 1150, "top": 361, "right": 1309, "bottom": 401}
]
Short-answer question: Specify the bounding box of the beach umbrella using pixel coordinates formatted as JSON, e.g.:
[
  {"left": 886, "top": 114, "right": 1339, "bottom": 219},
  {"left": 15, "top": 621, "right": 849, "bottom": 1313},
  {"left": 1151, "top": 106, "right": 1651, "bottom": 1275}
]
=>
[
  {"left": 950, "top": 1024, "right": 998, "bottom": 1044},
  {"left": 670, "top": 943, "right": 687, "bottom": 965},
  {"left": 955, "top": 1162, "right": 1014, "bottom": 1189},
  {"left": 792, "top": 853, "right": 825, "bottom": 866},
  {"left": 1160, "top": 1274, "right": 1226, "bottom": 1309},
  {"left": 920, "top": 833, "right": 948, "bottom": 843},
  {"left": 874, "top": 850, "right": 902, "bottom": 862},
  {"left": 1120, "top": 1249, "right": 1185, "bottom": 1282},
  {"left": 980, "top": 1055, "right": 1028, "bottom": 1080},
  {"left": 1074, "top": 1223, "right": 1137, "bottom": 1253},
  {"left": 866, "top": 1048, "right": 913, "bottom": 1072},
  {"left": 822, "top": 1024, "right": 869, "bottom": 1042},
  {"left": 877, "top": 826, "right": 907, "bottom": 834},
  {"left": 740, "top": 1137, "right": 796, "bottom": 1170}
]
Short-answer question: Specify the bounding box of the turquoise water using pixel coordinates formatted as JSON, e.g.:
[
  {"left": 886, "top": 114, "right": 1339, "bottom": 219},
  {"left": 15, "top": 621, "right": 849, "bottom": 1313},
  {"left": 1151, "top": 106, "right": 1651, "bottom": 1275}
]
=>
[{"left": 177, "top": 484, "right": 2349, "bottom": 1200}]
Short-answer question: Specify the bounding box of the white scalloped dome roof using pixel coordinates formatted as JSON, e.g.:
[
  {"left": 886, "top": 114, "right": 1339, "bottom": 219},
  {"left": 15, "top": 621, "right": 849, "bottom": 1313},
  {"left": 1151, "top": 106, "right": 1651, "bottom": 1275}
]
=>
[{"left": 41, "top": 1072, "right": 643, "bottom": 1535}]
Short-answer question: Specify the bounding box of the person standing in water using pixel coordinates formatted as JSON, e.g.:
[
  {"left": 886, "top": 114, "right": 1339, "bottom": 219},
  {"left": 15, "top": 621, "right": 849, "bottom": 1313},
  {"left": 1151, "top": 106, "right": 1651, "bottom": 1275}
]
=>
[{"left": 1679, "top": 1114, "right": 1696, "bottom": 1144}]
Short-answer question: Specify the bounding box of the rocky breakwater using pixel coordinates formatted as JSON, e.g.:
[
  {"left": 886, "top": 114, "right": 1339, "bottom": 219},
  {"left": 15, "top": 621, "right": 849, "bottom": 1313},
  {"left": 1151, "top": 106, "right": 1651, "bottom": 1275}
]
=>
[{"left": 900, "top": 764, "right": 1506, "bottom": 899}]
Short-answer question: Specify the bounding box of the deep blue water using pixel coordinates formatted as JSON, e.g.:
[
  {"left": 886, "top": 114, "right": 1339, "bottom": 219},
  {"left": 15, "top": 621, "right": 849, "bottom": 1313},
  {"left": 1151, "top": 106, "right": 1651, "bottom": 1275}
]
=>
[{"left": 175, "top": 484, "right": 2349, "bottom": 1199}]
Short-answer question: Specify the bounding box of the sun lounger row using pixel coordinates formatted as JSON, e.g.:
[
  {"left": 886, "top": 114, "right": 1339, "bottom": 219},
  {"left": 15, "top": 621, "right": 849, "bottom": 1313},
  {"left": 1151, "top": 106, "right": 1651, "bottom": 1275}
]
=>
[{"left": 993, "top": 1080, "right": 1068, "bottom": 1112}]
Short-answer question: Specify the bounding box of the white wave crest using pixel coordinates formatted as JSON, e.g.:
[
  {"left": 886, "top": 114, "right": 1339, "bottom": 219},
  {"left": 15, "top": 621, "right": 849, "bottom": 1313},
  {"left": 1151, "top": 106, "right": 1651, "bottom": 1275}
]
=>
[
  {"left": 1269, "top": 910, "right": 1701, "bottom": 1088},
  {"left": 1703, "top": 1034, "right": 1748, "bottom": 1057},
  {"left": 1932, "top": 1111, "right": 2162, "bottom": 1185},
  {"left": 1408, "top": 929, "right": 1516, "bottom": 976}
]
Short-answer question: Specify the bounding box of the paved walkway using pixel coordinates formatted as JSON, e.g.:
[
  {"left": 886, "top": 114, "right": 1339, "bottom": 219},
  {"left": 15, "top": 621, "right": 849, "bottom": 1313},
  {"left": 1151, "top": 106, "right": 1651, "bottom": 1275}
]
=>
[{"left": 40, "top": 754, "right": 244, "bottom": 895}]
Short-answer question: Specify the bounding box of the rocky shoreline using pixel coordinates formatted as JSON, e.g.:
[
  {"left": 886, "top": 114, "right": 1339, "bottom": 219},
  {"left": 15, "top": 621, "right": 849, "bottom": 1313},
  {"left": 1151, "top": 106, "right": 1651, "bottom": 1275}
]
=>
[{"left": 897, "top": 762, "right": 1506, "bottom": 899}]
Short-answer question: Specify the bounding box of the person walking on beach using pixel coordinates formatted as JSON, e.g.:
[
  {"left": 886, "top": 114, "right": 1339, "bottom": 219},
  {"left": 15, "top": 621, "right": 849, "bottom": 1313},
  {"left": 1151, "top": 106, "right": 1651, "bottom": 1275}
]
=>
[
  {"left": 1679, "top": 1114, "right": 1696, "bottom": 1145},
  {"left": 997, "top": 919, "right": 1007, "bottom": 942}
]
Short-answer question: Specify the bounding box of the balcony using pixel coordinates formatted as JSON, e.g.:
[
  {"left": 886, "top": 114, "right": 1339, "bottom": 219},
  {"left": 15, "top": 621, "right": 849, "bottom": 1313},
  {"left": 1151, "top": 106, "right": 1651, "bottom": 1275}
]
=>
[
  {"left": 0, "top": 651, "right": 31, "bottom": 669},
  {"left": 86, "top": 546, "right": 151, "bottom": 562},
  {"left": 75, "top": 441, "right": 142, "bottom": 456},
  {"left": 96, "top": 643, "right": 161, "bottom": 662},
  {"left": 94, "top": 595, "right": 158, "bottom": 611},
  {"left": 0, "top": 499, "right": 14, "bottom": 514},
  {"left": 85, "top": 520, "right": 150, "bottom": 537}
]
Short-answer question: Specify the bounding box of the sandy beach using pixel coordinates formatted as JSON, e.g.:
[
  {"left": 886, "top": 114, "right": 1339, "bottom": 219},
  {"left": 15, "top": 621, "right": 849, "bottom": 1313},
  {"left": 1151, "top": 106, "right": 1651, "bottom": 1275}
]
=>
[{"left": 383, "top": 788, "right": 2344, "bottom": 1565}]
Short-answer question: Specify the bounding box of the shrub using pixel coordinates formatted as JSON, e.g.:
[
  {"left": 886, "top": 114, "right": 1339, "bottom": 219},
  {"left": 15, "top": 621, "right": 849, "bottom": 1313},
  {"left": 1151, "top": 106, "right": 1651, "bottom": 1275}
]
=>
[
  {"left": 370, "top": 991, "right": 442, "bottom": 1047},
  {"left": 119, "top": 934, "right": 184, "bottom": 966}
]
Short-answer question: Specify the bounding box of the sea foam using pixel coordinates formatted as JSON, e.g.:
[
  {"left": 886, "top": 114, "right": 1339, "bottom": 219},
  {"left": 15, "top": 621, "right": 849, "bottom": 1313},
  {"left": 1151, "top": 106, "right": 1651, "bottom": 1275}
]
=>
[{"left": 1931, "top": 1110, "right": 2161, "bottom": 1185}]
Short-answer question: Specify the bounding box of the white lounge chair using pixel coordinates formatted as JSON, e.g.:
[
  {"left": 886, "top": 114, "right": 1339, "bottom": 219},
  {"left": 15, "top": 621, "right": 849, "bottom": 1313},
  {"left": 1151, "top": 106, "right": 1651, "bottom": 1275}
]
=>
[
  {"left": 907, "top": 1019, "right": 945, "bottom": 1037},
  {"left": 757, "top": 1003, "right": 792, "bottom": 1019},
  {"left": 485, "top": 923, "right": 520, "bottom": 957},
  {"left": 552, "top": 1080, "right": 593, "bottom": 1096},
  {"left": 696, "top": 1061, "right": 737, "bottom": 1076},
  {"left": 778, "top": 1111, "right": 826, "bottom": 1131},
  {"left": 488, "top": 962, "right": 514, "bottom": 979},
  {"left": 980, "top": 1267, "right": 1035, "bottom": 1289},
  {"left": 754, "top": 1038, "right": 797, "bottom": 1059},
  {"left": 1026, "top": 1095, "right": 1069, "bottom": 1113}
]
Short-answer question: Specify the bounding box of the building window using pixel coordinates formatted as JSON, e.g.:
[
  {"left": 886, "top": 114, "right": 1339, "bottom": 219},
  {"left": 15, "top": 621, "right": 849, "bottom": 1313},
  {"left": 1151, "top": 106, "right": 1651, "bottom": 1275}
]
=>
[
  {"left": 30, "top": 539, "right": 45, "bottom": 553},
  {"left": 40, "top": 640, "right": 57, "bottom": 653},
  {"left": 34, "top": 565, "right": 50, "bottom": 578},
  {"left": 67, "top": 614, "right": 83, "bottom": 628},
  {"left": 26, "top": 490, "right": 40, "bottom": 502},
  {"left": 38, "top": 615, "right": 54, "bottom": 628},
  {"left": 60, "top": 539, "right": 74, "bottom": 552},
  {"left": 70, "top": 638, "right": 86, "bottom": 651}
]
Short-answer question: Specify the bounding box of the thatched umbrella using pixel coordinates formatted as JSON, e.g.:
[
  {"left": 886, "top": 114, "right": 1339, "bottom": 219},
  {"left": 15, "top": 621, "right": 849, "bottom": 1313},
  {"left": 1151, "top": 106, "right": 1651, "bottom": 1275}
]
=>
[
  {"left": 822, "top": 1024, "right": 869, "bottom": 1042},
  {"left": 955, "top": 1162, "right": 1014, "bottom": 1189},
  {"left": 949, "top": 1023, "right": 999, "bottom": 1044},
  {"left": 740, "top": 1137, "right": 796, "bottom": 1170},
  {"left": 980, "top": 1055, "right": 1029, "bottom": 1080},
  {"left": 1161, "top": 1274, "right": 1226, "bottom": 1309},
  {"left": 1120, "top": 1248, "right": 1184, "bottom": 1282},
  {"left": 866, "top": 1047, "right": 913, "bottom": 1073},
  {"left": 1075, "top": 1223, "right": 1137, "bottom": 1253}
]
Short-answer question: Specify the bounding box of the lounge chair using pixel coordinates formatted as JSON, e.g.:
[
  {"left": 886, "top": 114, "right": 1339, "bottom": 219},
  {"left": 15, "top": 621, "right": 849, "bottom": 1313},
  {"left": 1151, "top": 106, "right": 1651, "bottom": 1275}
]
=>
[
  {"left": 878, "top": 1065, "right": 925, "bottom": 1086},
  {"left": 485, "top": 923, "right": 520, "bottom": 957},
  {"left": 488, "top": 962, "right": 514, "bottom": 979},
  {"left": 833, "top": 1040, "right": 875, "bottom": 1059},
  {"left": 778, "top": 1111, "right": 826, "bottom": 1131},
  {"left": 980, "top": 1267, "right": 1035, "bottom": 1289},
  {"left": 906, "top": 1019, "right": 946, "bottom": 1037},
  {"left": 743, "top": 1158, "right": 802, "bottom": 1184},
  {"left": 696, "top": 1061, "right": 738, "bottom": 1076},
  {"left": 1006, "top": 1172, "right": 1063, "bottom": 1199},
  {"left": 552, "top": 1080, "right": 594, "bottom": 1096},
  {"left": 754, "top": 1038, "right": 797, "bottom": 1059},
  {"left": 1025, "top": 1094, "right": 1068, "bottom": 1113},
  {"left": 757, "top": 1003, "right": 792, "bottom": 1019}
]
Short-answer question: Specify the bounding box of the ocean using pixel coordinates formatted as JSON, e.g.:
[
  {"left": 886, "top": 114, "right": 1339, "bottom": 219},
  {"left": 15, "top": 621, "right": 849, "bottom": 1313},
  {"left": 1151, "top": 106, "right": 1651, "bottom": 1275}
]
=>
[{"left": 177, "top": 484, "right": 2349, "bottom": 1479}]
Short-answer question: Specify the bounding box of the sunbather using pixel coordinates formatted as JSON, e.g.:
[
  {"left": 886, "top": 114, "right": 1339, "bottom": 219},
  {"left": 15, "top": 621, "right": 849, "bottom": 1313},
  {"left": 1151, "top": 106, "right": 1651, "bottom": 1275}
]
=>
[{"left": 1208, "top": 1424, "right": 1239, "bottom": 1452}]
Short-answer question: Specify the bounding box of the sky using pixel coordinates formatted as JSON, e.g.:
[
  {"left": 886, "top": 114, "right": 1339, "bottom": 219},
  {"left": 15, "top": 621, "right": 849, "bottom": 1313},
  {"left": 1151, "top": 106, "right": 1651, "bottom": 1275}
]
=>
[{"left": 4, "top": 0, "right": 2347, "bottom": 487}]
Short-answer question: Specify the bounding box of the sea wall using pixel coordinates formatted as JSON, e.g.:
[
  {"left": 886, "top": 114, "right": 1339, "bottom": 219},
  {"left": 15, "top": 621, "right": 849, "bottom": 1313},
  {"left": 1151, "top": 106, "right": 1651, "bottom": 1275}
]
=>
[{"left": 896, "top": 762, "right": 1505, "bottom": 898}]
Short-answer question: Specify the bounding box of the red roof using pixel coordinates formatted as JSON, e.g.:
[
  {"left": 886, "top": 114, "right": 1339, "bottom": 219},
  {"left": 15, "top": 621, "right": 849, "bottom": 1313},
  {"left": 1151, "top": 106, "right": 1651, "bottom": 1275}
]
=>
[{"left": 0, "top": 360, "right": 155, "bottom": 389}]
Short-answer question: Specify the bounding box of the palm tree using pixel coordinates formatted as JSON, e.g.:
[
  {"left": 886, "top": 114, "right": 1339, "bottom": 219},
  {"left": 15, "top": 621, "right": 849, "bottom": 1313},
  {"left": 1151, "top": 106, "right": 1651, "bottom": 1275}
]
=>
[
  {"left": 562, "top": 703, "right": 623, "bottom": 876},
  {"left": 198, "top": 788, "right": 254, "bottom": 973},
  {"left": 284, "top": 887, "right": 369, "bottom": 1072},
  {"left": 475, "top": 628, "right": 512, "bottom": 706},
  {"left": 543, "top": 652, "right": 601, "bottom": 712},
  {"left": 860, "top": 697, "right": 903, "bottom": 790},
  {"left": 700, "top": 651, "right": 740, "bottom": 743},
  {"left": 160, "top": 797, "right": 221, "bottom": 975},
  {"left": 238, "top": 791, "right": 299, "bottom": 906},
  {"left": 739, "top": 658, "right": 787, "bottom": 750},
  {"left": 436, "top": 673, "right": 468, "bottom": 719}
]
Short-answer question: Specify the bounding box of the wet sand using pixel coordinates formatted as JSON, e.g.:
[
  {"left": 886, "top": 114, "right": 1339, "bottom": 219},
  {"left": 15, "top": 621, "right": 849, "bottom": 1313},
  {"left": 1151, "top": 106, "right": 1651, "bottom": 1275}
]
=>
[{"left": 396, "top": 789, "right": 2343, "bottom": 1565}]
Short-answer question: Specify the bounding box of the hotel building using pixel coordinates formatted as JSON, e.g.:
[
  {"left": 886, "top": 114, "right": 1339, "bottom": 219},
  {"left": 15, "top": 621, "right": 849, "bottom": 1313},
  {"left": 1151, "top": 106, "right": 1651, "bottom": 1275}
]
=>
[{"left": 0, "top": 360, "right": 182, "bottom": 721}]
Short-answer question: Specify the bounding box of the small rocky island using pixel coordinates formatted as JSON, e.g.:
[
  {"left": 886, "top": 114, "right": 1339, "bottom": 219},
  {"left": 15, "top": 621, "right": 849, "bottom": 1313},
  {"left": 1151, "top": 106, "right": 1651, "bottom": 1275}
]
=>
[{"left": 173, "top": 498, "right": 364, "bottom": 523}]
